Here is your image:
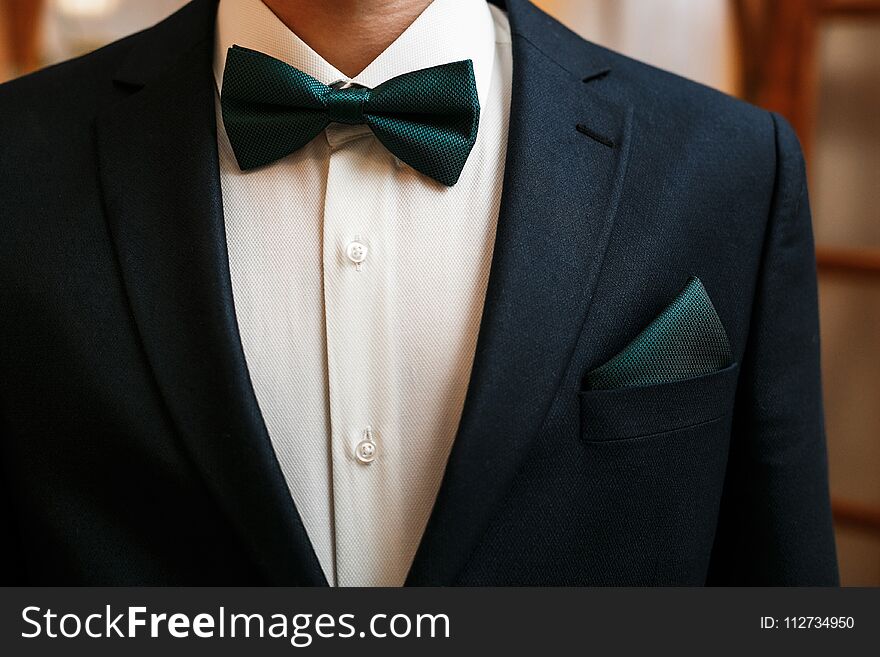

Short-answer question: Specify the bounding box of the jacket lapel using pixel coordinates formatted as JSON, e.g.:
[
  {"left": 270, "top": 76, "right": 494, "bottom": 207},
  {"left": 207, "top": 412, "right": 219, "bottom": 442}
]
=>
[
  {"left": 95, "top": 0, "right": 326, "bottom": 585},
  {"left": 407, "top": 0, "right": 634, "bottom": 585}
]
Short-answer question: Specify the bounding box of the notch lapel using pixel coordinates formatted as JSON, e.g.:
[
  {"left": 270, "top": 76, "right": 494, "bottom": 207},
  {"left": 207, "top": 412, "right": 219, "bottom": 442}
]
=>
[
  {"left": 407, "top": 0, "right": 634, "bottom": 585},
  {"left": 95, "top": 0, "right": 326, "bottom": 585}
]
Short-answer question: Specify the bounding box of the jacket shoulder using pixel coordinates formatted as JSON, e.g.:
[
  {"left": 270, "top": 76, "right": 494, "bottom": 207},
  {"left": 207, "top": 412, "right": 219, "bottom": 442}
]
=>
[
  {"left": 0, "top": 31, "right": 140, "bottom": 124},
  {"left": 602, "top": 45, "right": 770, "bottom": 137},
  {"left": 0, "top": 0, "right": 215, "bottom": 129},
  {"left": 516, "top": 1, "right": 773, "bottom": 145}
]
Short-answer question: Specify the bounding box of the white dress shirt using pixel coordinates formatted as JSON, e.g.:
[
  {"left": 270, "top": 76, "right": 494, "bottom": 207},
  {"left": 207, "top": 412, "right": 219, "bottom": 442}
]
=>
[{"left": 213, "top": 0, "right": 512, "bottom": 586}]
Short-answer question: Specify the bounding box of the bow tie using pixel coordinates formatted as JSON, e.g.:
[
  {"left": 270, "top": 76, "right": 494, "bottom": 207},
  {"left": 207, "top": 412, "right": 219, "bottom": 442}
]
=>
[{"left": 220, "top": 46, "right": 481, "bottom": 186}]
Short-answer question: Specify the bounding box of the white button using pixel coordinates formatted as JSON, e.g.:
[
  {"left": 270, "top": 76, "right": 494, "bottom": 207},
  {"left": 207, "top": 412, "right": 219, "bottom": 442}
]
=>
[
  {"left": 346, "top": 241, "right": 368, "bottom": 264},
  {"left": 355, "top": 426, "right": 377, "bottom": 464},
  {"left": 355, "top": 439, "right": 376, "bottom": 464}
]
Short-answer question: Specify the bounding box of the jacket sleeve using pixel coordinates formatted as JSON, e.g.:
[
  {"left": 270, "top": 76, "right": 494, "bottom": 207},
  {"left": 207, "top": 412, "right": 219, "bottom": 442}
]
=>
[{"left": 707, "top": 112, "right": 839, "bottom": 585}]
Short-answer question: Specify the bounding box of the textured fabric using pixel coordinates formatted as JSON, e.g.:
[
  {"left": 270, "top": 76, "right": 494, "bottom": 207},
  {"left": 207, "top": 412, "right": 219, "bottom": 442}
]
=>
[
  {"left": 221, "top": 46, "right": 480, "bottom": 185},
  {"left": 215, "top": 0, "right": 510, "bottom": 586},
  {"left": 585, "top": 277, "right": 732, "bottom": 389},
  {"left": 0, "top": 0, "right": 837, "bottom": 586}
]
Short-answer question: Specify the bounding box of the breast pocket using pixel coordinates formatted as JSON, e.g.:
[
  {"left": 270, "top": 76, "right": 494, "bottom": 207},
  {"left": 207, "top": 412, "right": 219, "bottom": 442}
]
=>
[{"left": 578, "top": 363, "right": 739, "bottom": 442}]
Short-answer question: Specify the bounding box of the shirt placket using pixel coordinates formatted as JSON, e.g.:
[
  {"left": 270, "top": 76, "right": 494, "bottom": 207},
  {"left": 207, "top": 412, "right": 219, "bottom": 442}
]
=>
[{"left": 322, "top": 125, "right": 395, "bottom": 587}]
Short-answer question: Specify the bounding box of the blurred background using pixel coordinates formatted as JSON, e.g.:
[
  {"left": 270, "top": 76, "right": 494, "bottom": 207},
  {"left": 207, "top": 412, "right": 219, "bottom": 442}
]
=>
[{"left": 0, "top": 0, "right": 877, "bottom": 585}]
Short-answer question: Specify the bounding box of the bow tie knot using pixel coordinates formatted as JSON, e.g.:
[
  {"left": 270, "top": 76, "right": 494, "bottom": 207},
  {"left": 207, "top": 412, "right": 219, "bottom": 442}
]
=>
[
  {"left": 220, "top": 45, "right": 481, "bottom": 186},
  {"left": 323, "top": 86, "right": 370, "bottom": 125}
]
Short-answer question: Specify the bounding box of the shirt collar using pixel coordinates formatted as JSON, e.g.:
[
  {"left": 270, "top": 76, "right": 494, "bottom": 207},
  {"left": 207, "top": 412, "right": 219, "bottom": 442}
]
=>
[{"left": 213, "top": 0, "right": 498, "bottom": 108}]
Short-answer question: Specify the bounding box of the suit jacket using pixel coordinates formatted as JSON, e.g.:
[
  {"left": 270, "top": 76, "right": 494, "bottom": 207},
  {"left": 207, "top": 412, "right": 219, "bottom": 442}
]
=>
[{"left": 0, "top": 0, "right": 838, "bottom": 585}]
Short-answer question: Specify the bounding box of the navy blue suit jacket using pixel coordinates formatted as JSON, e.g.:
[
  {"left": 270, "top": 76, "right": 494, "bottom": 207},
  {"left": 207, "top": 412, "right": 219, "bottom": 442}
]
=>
[{"left": 0, "top": 0, "right": 838, "bottom": 585}]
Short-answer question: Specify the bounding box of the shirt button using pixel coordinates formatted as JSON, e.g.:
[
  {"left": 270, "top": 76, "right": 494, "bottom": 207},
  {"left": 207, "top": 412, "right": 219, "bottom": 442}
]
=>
[
  {"left": 355, "top": 440, "right": 376, "bottom": 464},
  {"left": 346, "top": 240, "right": 368, "bottom": 264},
  {"left": 355, "top": 426, "right": 377, "bottom": 464}
]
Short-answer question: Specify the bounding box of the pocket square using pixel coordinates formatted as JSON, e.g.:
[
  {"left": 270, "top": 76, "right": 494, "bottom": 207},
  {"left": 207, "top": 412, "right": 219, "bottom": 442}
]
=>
[{"left": 585, "top": 277, "right": 732, "bottom": 390}]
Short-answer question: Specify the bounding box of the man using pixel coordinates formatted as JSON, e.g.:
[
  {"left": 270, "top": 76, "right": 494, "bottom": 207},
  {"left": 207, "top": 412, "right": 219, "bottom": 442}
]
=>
[{"left": 0, "top": 0, "right": 838, "bottom": 585}]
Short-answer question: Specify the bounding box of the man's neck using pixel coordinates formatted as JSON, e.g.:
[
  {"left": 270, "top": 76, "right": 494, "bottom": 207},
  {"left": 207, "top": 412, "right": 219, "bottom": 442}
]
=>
[{"left": 261, "top": 0, "right": 435, "bottom": 77}]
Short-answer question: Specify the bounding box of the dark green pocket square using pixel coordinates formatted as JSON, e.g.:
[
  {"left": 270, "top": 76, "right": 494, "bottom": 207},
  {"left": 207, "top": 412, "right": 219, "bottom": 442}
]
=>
[{"left": 585, "top": 277, "right": 733, "bottom": 390}]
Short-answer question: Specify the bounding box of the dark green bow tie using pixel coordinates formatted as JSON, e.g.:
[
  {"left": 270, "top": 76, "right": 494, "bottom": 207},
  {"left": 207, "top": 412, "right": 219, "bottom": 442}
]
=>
[{"left": 220, "top": 45, "right": 481, "bottom": 186}]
